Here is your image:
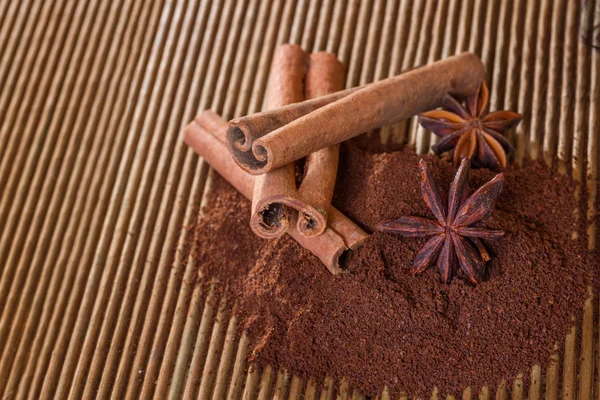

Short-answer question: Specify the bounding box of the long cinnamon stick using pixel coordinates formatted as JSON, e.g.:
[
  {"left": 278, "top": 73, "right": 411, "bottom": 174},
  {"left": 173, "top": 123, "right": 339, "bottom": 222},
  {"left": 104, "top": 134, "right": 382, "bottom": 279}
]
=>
[
  {"left": 228, "top": 52, "right": 486, "bottom": 174},
  {"left": 296, "top": 52, "right": 345, "bottom": 236},
  {"left": 184, "top": 112, "right": 368, "bottom": 274},
  {"left": 250, "top": 44, "right": 325, "bottom": 239}
]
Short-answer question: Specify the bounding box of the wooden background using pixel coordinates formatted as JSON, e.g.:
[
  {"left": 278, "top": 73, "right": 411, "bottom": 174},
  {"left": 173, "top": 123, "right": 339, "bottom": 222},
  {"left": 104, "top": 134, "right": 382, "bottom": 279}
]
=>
[{"left": 0, "top": 0, "right": 598, "bottom": 398}]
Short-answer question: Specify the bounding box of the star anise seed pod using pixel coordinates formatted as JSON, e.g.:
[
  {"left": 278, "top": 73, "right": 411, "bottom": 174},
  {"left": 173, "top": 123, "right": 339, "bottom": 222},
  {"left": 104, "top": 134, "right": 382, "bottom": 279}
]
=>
[
  {"left": 418, "top": 81, "right": 522, "bottom": 169},
  {"left": 376, "top": 158, "right": 505, "bottom": 284}
]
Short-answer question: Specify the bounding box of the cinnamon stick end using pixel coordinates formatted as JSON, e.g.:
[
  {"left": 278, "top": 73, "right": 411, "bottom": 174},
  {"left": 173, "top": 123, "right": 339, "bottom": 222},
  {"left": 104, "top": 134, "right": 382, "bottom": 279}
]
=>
[
  {"left": 227, "top": 123, "right": 270, "bottom": 175},
  {"left": 250, "top": 197, "right": 293, "bottom": 240},
  {"left": 296, "top": 210, "right": 328, "bottom": 237}
]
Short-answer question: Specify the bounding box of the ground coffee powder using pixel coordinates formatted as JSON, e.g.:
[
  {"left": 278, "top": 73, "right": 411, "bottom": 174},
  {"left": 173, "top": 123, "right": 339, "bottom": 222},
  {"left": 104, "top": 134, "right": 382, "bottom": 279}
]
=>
[{"left": 193, "top": 142, "right": 597, "bottom": 397}]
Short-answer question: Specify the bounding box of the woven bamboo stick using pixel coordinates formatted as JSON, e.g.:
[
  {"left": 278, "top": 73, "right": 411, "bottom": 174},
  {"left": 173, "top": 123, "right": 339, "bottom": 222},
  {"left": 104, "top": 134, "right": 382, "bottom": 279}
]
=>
[
  {"left": 300, "top": 0, "right": 320, "bottom": 51},
  {"left": 313, "top": 0, "right": 334, "bottom": 51},
  {"left": 336, "top": 0, "right": 360, "bottom": 68},
  {"left": 96, "top": 3, "right": 212, "bottom": 399},
  {"left": 529, "top": 0, "right": 552, "bottom": 161},
  {"left": 578, "top": 291, "right": 595, "bottom": 399},
  {"left": 19, "top": 1, "right": 164, "bottom": 397},
  {"left": 373, "top": 0, "right": 397, "bottom": 83},
  {"left": 542, "top": 0, "right": 567, "bottom": 166},
  {"left": 211, "top": 0, "right": 250, "bottom": 114},
  {"left": 247, "top": 0, "right": 284, "bottom": 115},
  {"left": 344, "top": 0, "right": 371, "bottom": 88},
  {"left": 544, "top": 347, "right": 559, "bottom": 400},
  {"left": 287, "top": 376, "right": 303, "bottom": 400},
  {"left": 257, "top": 364, "right": 275, "bottom": 400},
  {"left": 120, "top": 2, "right": 222, "bottom": 397},
  {"left": 0, "top": 0, "right": 80, "bottom": 251},
  {"left": 0, "top": 0, "right": 140, "bottom": 393},
  {"left": 35, "top": 2, "right": 179, "bottom": 398},
  {"left": 221, "top": 0, "right": 260, "bottom": 118},
  {"left": 514, "top": 0, "right": 537, "bottom": 165},
  {"left": 0, "top": 0, "right": 113, "bottom": 367},
  {"left": 0, "top": 0, "right": 42, "bottom": 126},
  {"left": 195, "top": 295, "right": 229, "bottom": 400},
  {"left": 135, "top": 2, "right": 237, "bottom": 398},
  {"left": 2, "top": 0, "right": 104, "bottom": 390},
  {"left": 430, "top": 0, "right": 461, "bottom": 150},
  {"left": 572, "top": 0, "right": 593, "bottom": 242},
  {"left": 413, "top": 0, "right": 448, "bottom": 155},
  {"left": 358, "top": 0, "right": 384, "bottom": 86},
  {"left": 232, "top": 0, "right": 272, "bottom": 118},
  {"left": 503, "top": 0, "right": 525, "bottom": 147},
  {"left": 586, "top": 1, "right": 599, "bottom": 250},
  {"left": 392, "top": 0, "right": 424, "bottom": 146},
  {"left": 382, "top": 0, "right": 412, "bottom": 145},
  {"left": 562, "top": 327, "right": 577, "bottom": 398},
  {"left": 407, "top": 0, "right": 436, "bottom": 149},
  {"left": 272, "top": 368, "right": 289, "bottom": 399},
  {"left": 56, "top": 1, "right": 193, "bottom": 398},
  {"left": 557, "top": 0, "right": 578, "bottom": 175},
  {"left": 489, "top": 0, "right": 510, "bottom": 112},
  {"left": 0, "top": 0, "right": 23, "bottom": 62}
]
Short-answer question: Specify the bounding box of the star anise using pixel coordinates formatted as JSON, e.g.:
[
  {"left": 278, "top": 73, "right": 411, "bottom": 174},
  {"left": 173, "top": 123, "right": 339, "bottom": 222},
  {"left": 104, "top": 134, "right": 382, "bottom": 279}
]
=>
[
  {"left": 418, "top": 81, "right": 522, "bottom": 169},
  {"left": 376, "top": 158, "right": 505, "bottom": 284}
]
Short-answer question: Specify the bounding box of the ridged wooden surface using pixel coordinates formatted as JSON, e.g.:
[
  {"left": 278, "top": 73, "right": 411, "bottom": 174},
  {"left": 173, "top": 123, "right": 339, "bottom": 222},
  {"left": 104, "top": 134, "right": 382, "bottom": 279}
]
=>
[{"left": 0, "top": 0, "right": 598, "bottom": 398}]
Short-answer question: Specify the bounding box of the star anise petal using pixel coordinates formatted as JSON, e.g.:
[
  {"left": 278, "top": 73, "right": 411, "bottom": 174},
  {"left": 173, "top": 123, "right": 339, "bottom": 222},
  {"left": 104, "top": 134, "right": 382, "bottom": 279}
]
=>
[
  {"left": 453, "top": 129, "right": 477, "bottom": 167},
  {"left": 482, "top": 110, "right": 522, "bottom": 132},
  {"left": 418, "top": 159, "right": 447, "bottom": 224},
  {"left": 467, "top": 81, "right": 489, "bottom": 117},
  {"left": 451, "top": 232, "right": 485, "bottom": 284},
  {"left": 454, "top": 227, "right": 504, "bottom": 239},
  {"left": 453, "top": 173, "right": 505, "bottom": 227},
  {"left": 418, "top": 114, "right": 467, "bottom": 137},
  {"left": 476, "top": 130, "right": 504, "bottom": 169},
  {"left": 441, "top": 94, "right": 470, "bottom": 119},
  {"left": 484, "top": 128, "right": 515, "bottom": 155},
  {"left": 431, "top": 128, "right": 468, "bottom": 154},
  {"left": 437, "top": 235, "right": 456, "bottom": 283},
  {"left": 411, "top": 234, "right": 445, "bottom": 275},
  {"left": 420, "top": 109, "right": 467, "bottom": 124},
  {"left": 447, "top": 158, "right": 471, "bottom": 223},
  {"left": 377, "top": 216, "right": 444, "bottom": 237}
]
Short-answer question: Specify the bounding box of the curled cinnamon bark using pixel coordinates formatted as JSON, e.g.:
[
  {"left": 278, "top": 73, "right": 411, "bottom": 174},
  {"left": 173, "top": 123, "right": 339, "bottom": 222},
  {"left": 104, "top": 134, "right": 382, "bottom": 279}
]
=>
[
  {"left": 228, "top": 52, "right": 486, "bottom": 174},
  {"left": 296, "top": 52, "right": 345, "bottom": 236},
  {"left": 189, "top": 115, "right": 254, "bottom": 198},
  {"left": 250, "top": 44, "right": 326, "bottom": 238},
  {"left": 183, "top": 112, "right": 368, "bottom": 274}
]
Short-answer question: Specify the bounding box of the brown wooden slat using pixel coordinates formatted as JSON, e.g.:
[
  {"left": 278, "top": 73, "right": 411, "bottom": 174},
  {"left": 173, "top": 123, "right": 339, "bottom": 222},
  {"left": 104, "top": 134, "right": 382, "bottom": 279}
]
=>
[
  {"left": 17, "top": 1, "right": 165, "bottom": 397},
  {"left": 0, "top": 0, "right": 142, "bottom": 394},
  {"left": 0, "top": 0, "right": 42, "bottom": 119}
]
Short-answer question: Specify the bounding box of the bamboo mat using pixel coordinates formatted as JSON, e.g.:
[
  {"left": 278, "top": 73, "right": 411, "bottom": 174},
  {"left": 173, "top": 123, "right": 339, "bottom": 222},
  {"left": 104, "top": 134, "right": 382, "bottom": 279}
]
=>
[{"left": 0, "top": 0, "right": 598, "bottom": 398}]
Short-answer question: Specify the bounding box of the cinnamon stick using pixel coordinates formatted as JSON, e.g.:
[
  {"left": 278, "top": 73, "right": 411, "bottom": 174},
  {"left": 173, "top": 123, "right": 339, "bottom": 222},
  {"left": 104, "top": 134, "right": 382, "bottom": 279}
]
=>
[
  {"left": 228, "top": 52, "right": 486, "bottom": 174},
  {"left": 296, "top": 52, "right": 345, "bottom": 236},
  {"left": 184, "top": 112, "right": 368, "bottom": 274},
  {"left": 199, "top": 109, "right": 327, "bottom": 239},
  {"left": 190, "top": 114, "right": 254, "bottom": 197},
  {"left": 250, "top": 44, "right": 325, "bottom": 239}
]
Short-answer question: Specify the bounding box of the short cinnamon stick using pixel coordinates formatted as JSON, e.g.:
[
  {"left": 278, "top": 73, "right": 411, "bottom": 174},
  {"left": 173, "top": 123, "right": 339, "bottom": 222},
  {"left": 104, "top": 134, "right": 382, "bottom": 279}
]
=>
[
  {"left": 250, "top": 44, "right": 326, "bottom": 239},
  {"left": 296, "top": 52, "right": 345, "bottom": 236},
  {"left": 184, "top": 112, "right": 368, "bottom": 274},
  {"left": 228, "top": 52, "right": 486, "bottom": 174},
  {"left": 191, "top": 114, "right": 254, "bottom": 197}
]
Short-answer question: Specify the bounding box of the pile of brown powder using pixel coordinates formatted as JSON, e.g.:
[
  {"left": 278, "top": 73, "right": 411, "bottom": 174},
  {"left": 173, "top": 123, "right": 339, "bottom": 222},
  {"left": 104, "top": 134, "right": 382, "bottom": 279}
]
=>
[{"left": 193, "top": 142, "right": 597, "bottom": 397}]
